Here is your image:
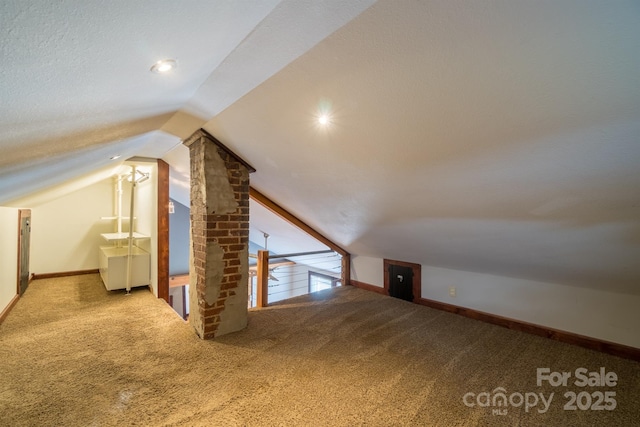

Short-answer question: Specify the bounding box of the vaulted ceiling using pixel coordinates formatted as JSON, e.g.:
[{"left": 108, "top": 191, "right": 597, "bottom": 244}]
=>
[{"left": 1, "top": 1, "right": 639, "bottom": 294}]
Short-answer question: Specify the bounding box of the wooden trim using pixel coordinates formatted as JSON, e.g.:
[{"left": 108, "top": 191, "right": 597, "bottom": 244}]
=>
[
  {"left": 32, "top": 269, "right": 99, "bottom": 280},
  {"left": 383, "top": 258, "right": 421, "bottom": 301},
  {"left": 415, "top": 298, "right": 640, "bottom": 362},
  {"left": 169, "top": 274, "right": 189, "bottom": 288},
  {"left": 157, "top": 159, "right": 170, "bottom": 303},
  {"left": 0, "top": 294, "right": 19, "bottom": 324},
  {"left": 350, "top": 280, "right": 388, "bottom": 295},
  {"left": 249, "top": 187, "right": 348, "bottom": 257}
]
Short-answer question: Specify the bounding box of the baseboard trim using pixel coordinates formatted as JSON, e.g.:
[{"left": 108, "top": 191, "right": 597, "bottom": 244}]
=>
[
  {"left": 351, "top": 280, "right": 388, "bottom": 295},
  {"left": 0, "top": 294, "right": 19, "bottom": 324},
  {"left": 415, "top": 298, "right": 640, "bottom": 362},
  {"left": 350, "top": 280, "right": 640, "bottom": 362},
  {"left": 32, "top": 269, "right": 99, "bottom": 280}
]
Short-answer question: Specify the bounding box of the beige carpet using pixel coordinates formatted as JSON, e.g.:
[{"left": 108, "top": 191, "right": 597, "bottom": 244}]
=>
[{"left": 0, "top": 274, "right": 638, "bottom": 426}]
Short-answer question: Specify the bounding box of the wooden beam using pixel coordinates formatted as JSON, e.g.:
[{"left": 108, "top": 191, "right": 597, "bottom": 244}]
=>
[{"left": 249, "top": 187, "right": 348, "bottom": 257}]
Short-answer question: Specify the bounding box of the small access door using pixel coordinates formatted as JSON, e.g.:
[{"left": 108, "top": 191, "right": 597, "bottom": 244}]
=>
[
  {"left": 388, "top": 264, "right": 414, "bottom": 302},
  {"left": 18, "top": 209, "right": 31, "bottom": 296}
]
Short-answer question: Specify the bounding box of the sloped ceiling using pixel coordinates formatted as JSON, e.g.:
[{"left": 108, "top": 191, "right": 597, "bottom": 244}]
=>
[{"left": 1, "top": 1, "right": 639, "bottom": 294}]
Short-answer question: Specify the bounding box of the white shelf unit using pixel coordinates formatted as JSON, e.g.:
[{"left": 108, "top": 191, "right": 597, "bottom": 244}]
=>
[
  {"left": 99, "top": 245, "right": 150, "bottom": 291},
  {"left": 100, "top": 232, "right": 149, "bottom": 242},
  {"left": 98, "top": 166, "right": 153, "bottom": 292},
  {"left": 99, "top": 232, "right": 151, "bottom": 291}
]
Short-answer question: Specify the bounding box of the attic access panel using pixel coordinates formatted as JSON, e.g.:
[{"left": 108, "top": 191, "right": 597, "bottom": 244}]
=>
[{"left": 384, "top": 259, "right": 421, "bottom": 303}]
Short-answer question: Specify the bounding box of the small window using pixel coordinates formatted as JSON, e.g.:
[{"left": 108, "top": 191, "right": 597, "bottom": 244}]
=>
[{"left": 308, "top": 271, "right": 341, "bottom": 293}]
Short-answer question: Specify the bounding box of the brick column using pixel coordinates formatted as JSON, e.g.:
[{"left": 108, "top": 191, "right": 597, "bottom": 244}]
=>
[{"left": 183, "top": 129, "right": 255, "bottom": 339}]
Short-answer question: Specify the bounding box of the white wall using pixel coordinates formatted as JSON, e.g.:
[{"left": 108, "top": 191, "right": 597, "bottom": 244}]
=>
[
  {"left": 351, "top": 255, "right": 384, "bottom": 287},
  {"left": 29, "top": 179, "right": 113, "bottom": 274},
  {"left": 350, "top": 255, "right": 640, "bottom": 348},
  {"left": 0, "top": 207, "right": 19, "bottom": 313}
]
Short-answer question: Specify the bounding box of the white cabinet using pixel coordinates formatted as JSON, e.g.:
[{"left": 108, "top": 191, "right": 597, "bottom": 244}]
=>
[{"left": 99, "top": 246, "right": 150, "bottom": 291}]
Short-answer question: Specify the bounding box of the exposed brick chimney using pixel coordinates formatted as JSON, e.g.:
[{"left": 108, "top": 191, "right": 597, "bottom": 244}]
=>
[{"left": 183, "top": 129, "right": 255, "bottom": 339}]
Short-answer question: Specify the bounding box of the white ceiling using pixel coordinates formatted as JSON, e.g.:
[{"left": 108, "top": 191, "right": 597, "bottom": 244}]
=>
[{"left": 1, "top": 1, "right": 639, "bottom": 295}]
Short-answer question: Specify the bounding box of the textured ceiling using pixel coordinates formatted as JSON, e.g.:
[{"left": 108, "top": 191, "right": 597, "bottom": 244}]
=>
[{"left": 1, "top": 1, "right": 639, "bottom": 294}]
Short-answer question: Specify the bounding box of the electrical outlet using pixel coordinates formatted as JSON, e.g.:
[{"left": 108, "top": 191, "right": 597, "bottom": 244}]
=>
[{"left": 449, "top": 286, "right": 456, "bottom": 297}]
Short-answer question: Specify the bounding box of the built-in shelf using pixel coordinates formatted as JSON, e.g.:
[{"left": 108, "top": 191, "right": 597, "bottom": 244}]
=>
[
  {"left": 101, "top": 232, "right": 149, "bottom": 242},
  {"left": 100, "top": 216, "right": 136, "bottom": 220},
  {"left": 99, "top": 246, "right": 150, "bottom": 290}
]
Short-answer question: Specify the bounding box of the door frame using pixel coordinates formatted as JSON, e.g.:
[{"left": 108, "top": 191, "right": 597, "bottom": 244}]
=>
[
  {"left": 17, "top": 209, "right": 31, "bottom": 295},
  {"left": 157, "top": 159, "right": 170, "bottom": 304},
  {"left": 383, "top": 258, "right": 421, "bottom": 302}
]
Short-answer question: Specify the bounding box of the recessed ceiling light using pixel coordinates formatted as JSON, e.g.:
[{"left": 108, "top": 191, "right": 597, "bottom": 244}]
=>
[
  {"left": 318, "top": 114, "right": 330, "bottom": 125},
  {"left": 150, "top": 59, "right": 177, "bottom": 74},
  {"left": 110, "top": 155, "right": 121, "bottom": 160}
]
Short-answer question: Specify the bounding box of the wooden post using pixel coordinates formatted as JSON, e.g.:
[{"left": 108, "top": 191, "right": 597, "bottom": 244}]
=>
[
  {"left": 157, "top": 159, "right": 170, "bottom": 303},
  {"left": 256, "top": 250, "right": 269, "bottom": 307},
  {"left": 341, "top": 253, "right": 350, "bottom": 286}
]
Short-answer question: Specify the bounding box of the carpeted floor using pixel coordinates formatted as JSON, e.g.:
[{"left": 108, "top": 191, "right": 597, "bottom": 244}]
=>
[{"left": 0, "top": 274, "right": 638, "bottom": 426}]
